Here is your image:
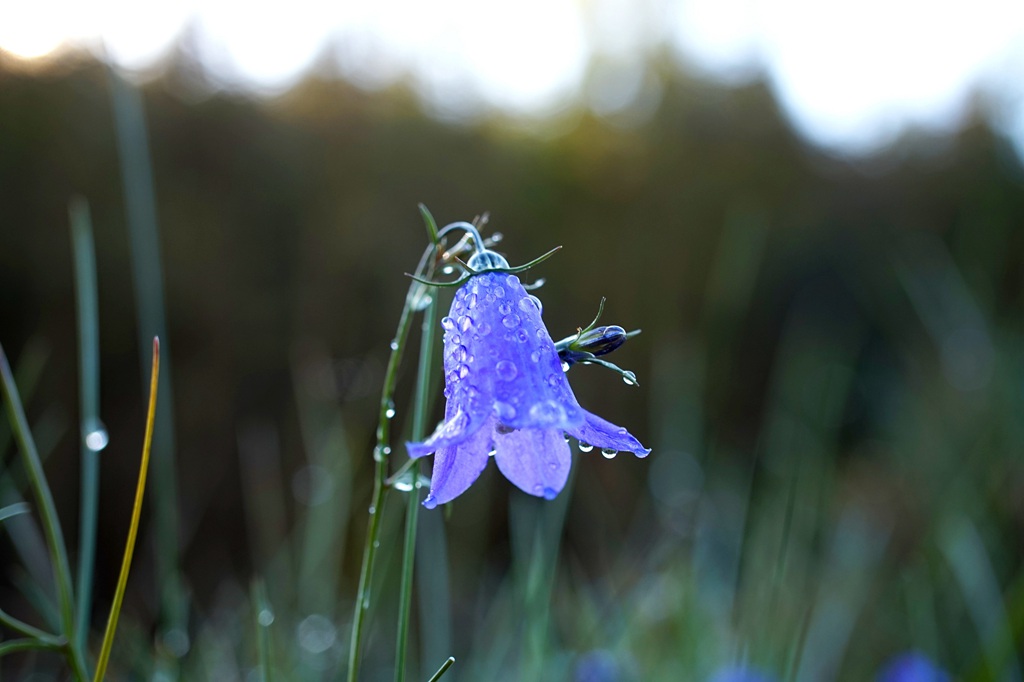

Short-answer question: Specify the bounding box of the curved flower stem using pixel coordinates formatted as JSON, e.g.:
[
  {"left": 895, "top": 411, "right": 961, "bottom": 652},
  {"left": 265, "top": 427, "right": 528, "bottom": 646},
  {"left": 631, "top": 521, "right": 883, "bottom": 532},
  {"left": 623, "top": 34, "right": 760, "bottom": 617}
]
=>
[
  {"left": 347, "top": 241, "right": 437, "bottom": 682},
  {"left": 0, "top": 342, "right": 88, "bottom": 681},
  {"left": 394, "top": 281, "right": 437, "bottom": 682}
]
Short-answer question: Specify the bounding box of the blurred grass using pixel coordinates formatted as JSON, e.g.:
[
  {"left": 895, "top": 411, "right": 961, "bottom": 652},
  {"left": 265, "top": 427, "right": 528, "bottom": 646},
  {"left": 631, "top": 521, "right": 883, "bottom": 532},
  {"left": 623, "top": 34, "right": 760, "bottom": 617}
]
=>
[{"left": 1, "top": 49, "right": 1023, "bottom": 680}]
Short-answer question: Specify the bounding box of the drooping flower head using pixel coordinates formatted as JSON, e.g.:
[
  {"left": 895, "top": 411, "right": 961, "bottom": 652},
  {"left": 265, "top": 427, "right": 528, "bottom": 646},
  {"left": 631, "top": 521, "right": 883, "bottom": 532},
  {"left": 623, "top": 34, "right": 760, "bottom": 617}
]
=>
[{"left": 407, "top": 225, "right": 649, "bottom": 508}]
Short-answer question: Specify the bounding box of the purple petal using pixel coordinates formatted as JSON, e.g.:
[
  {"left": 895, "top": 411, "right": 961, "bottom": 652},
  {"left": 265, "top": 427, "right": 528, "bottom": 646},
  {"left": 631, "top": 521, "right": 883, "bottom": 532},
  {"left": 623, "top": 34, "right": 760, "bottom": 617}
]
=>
[
  {"left": 493, "top": 427, "right": 571, "bottom": 499},
  {"left": 407, "top": 280, "right": 495, "bottom": 458},
  {"left": 877, "top": 652, "right": 950, "bottom": 682},
  {"left": 566, "top": 410, "right": 651, "bottom": 457},
  {"left": 407, "top": 403, "right": 482, "bottom": 459},
  {"left": 423, "top": 415, "right": 497, "bottom": 508},
  {"left": 465, "top": 271, "right": 584, "bottom": 431}
]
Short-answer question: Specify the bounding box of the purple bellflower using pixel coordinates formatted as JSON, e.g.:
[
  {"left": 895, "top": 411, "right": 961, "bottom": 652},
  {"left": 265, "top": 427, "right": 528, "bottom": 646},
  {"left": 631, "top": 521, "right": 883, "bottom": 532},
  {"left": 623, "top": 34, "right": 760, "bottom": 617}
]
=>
[
  {"left": 407, "top": 233, "right": 650, "bottom": 509},
  {"left": 877, "top": 651, "right": 950, "bottom": 682}
]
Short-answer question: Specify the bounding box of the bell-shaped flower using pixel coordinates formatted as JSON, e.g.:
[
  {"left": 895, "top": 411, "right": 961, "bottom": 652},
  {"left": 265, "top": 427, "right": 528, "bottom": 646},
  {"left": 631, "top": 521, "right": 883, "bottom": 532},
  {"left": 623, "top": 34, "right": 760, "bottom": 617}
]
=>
[{"left": 407, "top": 266, "right": 649, "bottom": 509}]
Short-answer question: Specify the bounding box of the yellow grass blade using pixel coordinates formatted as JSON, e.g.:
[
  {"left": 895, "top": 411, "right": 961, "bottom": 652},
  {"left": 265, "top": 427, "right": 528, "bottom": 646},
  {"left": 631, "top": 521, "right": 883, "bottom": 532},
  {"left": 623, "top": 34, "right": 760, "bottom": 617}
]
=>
[{"left": 93, "top": 337, "right": 159, "bottom": 682}]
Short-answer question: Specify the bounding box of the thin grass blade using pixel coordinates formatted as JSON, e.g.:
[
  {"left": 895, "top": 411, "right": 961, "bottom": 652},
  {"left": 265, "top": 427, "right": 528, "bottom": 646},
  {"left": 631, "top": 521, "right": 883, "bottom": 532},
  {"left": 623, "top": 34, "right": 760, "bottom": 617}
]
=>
[{"left": 93, "top": 337, "right": 160, "bottom": 682}]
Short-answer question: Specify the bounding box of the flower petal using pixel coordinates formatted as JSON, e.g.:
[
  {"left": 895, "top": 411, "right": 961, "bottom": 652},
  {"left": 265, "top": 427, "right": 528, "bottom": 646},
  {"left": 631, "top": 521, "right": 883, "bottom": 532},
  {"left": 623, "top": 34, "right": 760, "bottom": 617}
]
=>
[
  {"left": 566, "top": 410, "right": 651, "bottom": 457},
  {"left": 467, "top": 271, "right": 584, "bottom": 431},
  {"left": 493, "top": 427, "right": 571, "bottom": 499},
  {"left": 422, "top": 415, "right": 497, "bottom": 508},
  {"left": 408, "top": 281, "right": 495, "bottom": 458},
  {"left": 407, "top": 402, "right": 484, "bottom": 459}
]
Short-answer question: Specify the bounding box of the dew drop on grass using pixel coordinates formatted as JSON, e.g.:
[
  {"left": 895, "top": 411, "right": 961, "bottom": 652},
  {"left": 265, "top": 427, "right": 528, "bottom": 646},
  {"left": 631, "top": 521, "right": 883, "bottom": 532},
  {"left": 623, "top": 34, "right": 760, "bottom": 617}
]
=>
[
  {"left": 83, "top": 420, "right": 109, "bottom": 452},
  {"left": 257, "top": 609, "right": 275, "bottom": 627},
  {"left": 297, "top": 614, "right": 337, "bottom": 655},
  {"left": 385, "top": 400, "right": 396, "bottom": 419}
]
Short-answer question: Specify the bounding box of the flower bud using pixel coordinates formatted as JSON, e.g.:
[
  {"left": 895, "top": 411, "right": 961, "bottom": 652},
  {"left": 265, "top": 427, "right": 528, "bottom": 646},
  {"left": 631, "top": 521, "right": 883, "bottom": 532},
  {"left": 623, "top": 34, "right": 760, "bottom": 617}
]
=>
[{"left": 559, "top": 325, "right": 628, "bottom": 366}]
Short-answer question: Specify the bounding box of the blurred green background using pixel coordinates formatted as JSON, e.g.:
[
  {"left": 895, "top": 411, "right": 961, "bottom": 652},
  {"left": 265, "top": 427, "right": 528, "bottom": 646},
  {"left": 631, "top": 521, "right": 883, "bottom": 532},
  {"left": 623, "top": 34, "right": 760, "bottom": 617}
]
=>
[{"left": 1, "top": 39, "right": 1023, "bottom": 680}]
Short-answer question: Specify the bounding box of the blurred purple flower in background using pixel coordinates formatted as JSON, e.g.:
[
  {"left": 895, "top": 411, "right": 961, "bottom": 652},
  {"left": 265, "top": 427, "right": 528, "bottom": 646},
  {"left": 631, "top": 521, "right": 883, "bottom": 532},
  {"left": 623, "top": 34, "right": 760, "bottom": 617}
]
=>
[
  {"left": 708, "top": 664, "right": 777, "bottom": 682},
  {"left": 407, "top": 251, "right": 649, "bottom": 509},
  {"left": 877, "top": 651, "right": 951, "bottom": 682}
]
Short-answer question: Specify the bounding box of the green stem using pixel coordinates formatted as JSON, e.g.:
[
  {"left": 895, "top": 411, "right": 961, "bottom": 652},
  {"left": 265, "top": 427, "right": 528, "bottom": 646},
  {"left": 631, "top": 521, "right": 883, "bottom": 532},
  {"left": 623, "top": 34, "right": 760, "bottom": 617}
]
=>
[
  {"left": 252, "top": 579, "right": 273, "bottom": 682},
  {"left": 0, "top": 605, "right": 60, "bottom": 642},
  {"left": 70, "top": 196, "right": 102, "bottom": 655},
  {"left": 347, "top": 243, "right": 436, "bottom": 682},
  {"left": 394, "top": 287, "right": 437, "bottom": 682},
  {"left": 426, "top": 657, "right": 455, "bottom": 682},
  {"left": 0, "top": 343, "right": 87, "bottom": 680},
  {"left": 0, "top": 637, "right": 65, "bottom": 658},
  {"left": 108, "top": 68, "right": 186, "bottom": 651}
]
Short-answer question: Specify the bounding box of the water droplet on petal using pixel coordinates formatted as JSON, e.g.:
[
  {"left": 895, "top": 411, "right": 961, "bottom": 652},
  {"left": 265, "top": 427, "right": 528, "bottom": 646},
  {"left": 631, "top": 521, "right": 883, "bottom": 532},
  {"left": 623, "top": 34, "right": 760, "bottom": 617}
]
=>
[
  {"left": 505, "top": 274, "right": 518, "bottom": 287},
  {"left": 531, "top": 350, "right": 542, "bottom": 363},
  {"left": 561, "top": 361, "right": 570, "bottom": 372},
  {"left": 423, "top": 494, "right": 438, "bottom": 509},
  {"left": 488, "top": 448, "right": 497, "bottom": 457},
  {"left": 578, "top": 442, "right": 594, "bottom": 452},
  {"left": 601, "top": 448, "right": 618, "bottom": 459},
  {"left": 459, "top": 316, "right": 474, "bottom": 332},
  {"left": 494, "top": 286, "right": 505, "bottom": 298},
  {"left": 458, "top": 345, "right": 469, "bottom": 362},
  {"left": 536, "top": 329, "right": 546, "bottom": 339},
  {"left": 498, "top": 302, "right": 512, "bottom": 315},
  {"left": 542, "top": 487, "right": 558, "bottom": 500},
  {"left": 459, "top": 364, "right": 470, "bottom": 379},
  {"left": 515, "top": 329, "right": 529, "bottom": 343},
  {"left": 468, "top": 293, "right": 478, "bottom": 308},
  {"left": 495, "top": 401, "right": 517, "bottom": 420},
  {"left": 502, "top": 314, "right": 520, "bottom": 329},
  {"left": 528, "top": 400, "right": 565, "bottom": 426},
  {"left": 478, "top": 322, "right": 491, "bottom": 336},
  {"left": 518, "top": 297, "right": 537, "bottom": 314},
  {"left": 496, "top": 361, "right": 518, "bottom": 381},
  {"left": 547, "top": 374, "right": 559, "bottom": 387}
]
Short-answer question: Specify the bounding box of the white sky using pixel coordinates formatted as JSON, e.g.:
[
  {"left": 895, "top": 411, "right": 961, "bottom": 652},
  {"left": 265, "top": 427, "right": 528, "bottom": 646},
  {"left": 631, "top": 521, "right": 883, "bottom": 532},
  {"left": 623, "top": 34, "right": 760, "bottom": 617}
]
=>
[{"left": 1, "top": 0, "right": 1023, "bottom": 156}]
